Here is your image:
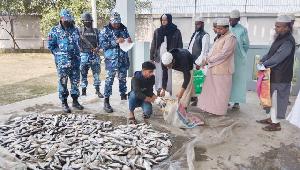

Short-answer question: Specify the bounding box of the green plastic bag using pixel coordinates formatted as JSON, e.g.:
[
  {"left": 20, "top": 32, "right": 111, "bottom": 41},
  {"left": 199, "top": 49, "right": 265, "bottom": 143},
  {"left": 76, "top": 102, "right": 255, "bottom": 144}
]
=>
[{"left": 193, "top": 70, "right": 205, "bottom": 94}]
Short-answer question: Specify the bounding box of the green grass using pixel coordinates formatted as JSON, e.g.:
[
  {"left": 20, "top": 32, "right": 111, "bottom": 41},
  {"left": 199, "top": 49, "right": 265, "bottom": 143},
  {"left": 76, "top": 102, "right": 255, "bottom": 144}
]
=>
[{"left": 0, "top": 73, "right": 57, "bottom": 105}]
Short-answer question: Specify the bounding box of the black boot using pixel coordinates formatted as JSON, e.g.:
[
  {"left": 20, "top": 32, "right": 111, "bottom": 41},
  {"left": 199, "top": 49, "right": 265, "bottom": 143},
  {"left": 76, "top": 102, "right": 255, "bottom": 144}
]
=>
[
  {"left": 72, "top": 97, "right": 84, "bottom": 110},
  {"left": 104, "top": 97, "right": 113, "bottom": 113},
  {"left": 121, "top": 94, "right": 127, "bottom": 100},
  {"left": 95, "top": 86, "right": 104, "bottom": 98},
  {"left": 82, "top": 88, "right": 86, "bottom": 96},
  {"left": 62, "top": 99, "right": 71, "bottom": 113}
]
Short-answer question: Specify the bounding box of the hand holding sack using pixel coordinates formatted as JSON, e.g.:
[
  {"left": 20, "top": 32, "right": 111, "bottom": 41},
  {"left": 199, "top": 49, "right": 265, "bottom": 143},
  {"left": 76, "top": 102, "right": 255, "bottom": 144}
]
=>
[
  {"left": 256, "top": 68, "right": 271, "bottom": 108},
  {"left": 154, "top": 97, "right": 167, "bottom": 108},
  {"left": 193, "top": 69, "right": 206, "bottom": 95}
]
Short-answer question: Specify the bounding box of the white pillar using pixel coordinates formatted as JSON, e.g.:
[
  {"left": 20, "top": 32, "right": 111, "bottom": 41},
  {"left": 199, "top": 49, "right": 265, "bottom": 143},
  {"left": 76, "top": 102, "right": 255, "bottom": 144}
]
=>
[
  {"left": 91, "top": 0, "right": 97, "bottom": 28},
  {"left": 116, "top": 0, "right": 135, "bottom": 76}
]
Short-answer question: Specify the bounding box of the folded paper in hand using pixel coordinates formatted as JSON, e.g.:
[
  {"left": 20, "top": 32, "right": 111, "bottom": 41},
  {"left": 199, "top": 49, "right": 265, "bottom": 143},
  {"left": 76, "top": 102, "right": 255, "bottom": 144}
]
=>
[{"left": 119, "top": 39, "right": 134, "bottom": 52}]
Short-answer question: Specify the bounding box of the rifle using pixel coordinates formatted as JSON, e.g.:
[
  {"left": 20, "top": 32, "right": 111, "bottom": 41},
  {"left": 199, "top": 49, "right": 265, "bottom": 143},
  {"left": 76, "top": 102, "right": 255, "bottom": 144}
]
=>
[{"left": 79, "top": 27, "right": 100, "bottom": 55}]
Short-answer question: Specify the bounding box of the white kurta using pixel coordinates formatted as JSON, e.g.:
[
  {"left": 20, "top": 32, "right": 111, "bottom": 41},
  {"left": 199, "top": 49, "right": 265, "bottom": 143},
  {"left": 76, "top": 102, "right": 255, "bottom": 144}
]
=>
[
  {"left": 287, "top": 91, "right": 300, "bottom": 128},
  {"left": 155, "top": 36, "right": 172, "bottom": 93},
  {"left": 194, "top": 34, "right": 210, "bottom": 66}
]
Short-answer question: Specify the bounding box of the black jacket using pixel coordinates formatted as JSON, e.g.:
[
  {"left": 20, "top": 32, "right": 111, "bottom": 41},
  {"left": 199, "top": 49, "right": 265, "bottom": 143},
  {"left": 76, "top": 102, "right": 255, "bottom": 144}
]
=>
[
  {"left": 150, "top": 28, "right": 183, "bottom": 62},
  {"left": 131, "top": 71, "right": 155, "bottom": 100},
  {"left": 162, "top": 48, "right": 194, "bottom": 90},
  {"left": 261, "top": 32, "right": 295, "bottom": 83}
]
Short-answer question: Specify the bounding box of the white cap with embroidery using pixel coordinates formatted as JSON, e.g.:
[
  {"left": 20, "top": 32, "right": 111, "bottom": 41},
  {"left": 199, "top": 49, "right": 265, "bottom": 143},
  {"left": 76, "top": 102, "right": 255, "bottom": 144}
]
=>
[
  {"left": 195, "top": 16, "right": 204, "bottom": 22},
  {"left": 213, "top": 18, "right": 219, "bottom": 24},
  {"left": 217, "top": 18, "right": 229, "bottom": 26},
  {"left": 230, "top": 10, "right": 240, "bottom": 19},
  {"left": 161, "top": 52, "right": 173, "bottom": 65},
  {"left": 276, "top": 15, "right": 292, "bottom": 23}
]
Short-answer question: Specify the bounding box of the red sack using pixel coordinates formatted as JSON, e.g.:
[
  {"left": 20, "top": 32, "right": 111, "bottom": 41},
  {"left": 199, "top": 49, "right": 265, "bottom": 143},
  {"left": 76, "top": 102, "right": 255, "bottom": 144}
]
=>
[{"left": 256, "top": 69, "right": 271, "bottom": 108}]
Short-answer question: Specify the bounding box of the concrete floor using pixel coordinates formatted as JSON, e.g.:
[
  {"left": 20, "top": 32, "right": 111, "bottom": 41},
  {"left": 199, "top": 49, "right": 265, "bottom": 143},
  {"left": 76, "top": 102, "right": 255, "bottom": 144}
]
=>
[{"left": 0, "top": 81, "right": 300, "bottom": 170}]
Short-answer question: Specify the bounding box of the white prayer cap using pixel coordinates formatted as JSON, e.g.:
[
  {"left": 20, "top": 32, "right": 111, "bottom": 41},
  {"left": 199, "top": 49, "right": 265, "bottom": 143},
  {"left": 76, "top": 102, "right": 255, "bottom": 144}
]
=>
[
  {"left": 276, "top": 15, "right": 292, "bottom": 23},
  {"left": 212, "top": 18, "right": 218, "bottom": 24},
  {"left": 195, "top": 16, "right": 204, "bottom": 22},
  {"left": 161, "top": 52, "right": 173, "bottom": 65},
  {"left": 230, "top": 9, "right": 240, "bottom": 18},
  {"left": 216, "top": 18, "right": 229, "bottom": 26},
  {"left": 289, "top": 14, "right": 296, "bottom": 21}
]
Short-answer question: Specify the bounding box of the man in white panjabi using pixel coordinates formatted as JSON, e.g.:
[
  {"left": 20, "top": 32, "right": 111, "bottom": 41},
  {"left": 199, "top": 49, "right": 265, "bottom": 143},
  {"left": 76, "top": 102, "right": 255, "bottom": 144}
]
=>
[
  {"left": 287, "top": 91, "right": 300, "bottom": 128},
  {"left": 196, "top": 18, "right": 237, "bottom": 116},
  {"left": 289, "top": 14, "right": 300, "bottom": 99},
  {"left": 287, "top": 14, "right": 300, "bottom": 128}
]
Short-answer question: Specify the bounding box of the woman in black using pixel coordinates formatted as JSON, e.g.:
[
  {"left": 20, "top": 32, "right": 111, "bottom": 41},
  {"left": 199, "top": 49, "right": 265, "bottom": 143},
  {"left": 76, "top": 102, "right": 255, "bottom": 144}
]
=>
[{"left": 150, "top": 13, "right": 183, "bottom": 96}]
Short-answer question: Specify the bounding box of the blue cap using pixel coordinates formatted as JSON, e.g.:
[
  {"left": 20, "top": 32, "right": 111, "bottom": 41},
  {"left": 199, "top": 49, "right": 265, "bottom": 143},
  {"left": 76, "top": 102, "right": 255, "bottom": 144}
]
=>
[
  {"left": 110, "top": 12, "right": 121, "bottom": 24},
  {"left": 60, "top": 9, "right": 74, "bottom": 21}
]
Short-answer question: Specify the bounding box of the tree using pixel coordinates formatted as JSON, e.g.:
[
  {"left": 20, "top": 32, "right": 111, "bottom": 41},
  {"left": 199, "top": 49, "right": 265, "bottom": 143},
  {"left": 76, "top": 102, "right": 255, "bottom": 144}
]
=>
[
  {"left": 40, "top": 0, "right": 151, "bottom": 37},
  {"left": 0, "top": 0, "right": 151, "bottom": 48},
  {"left": 0, "top": 0, "right": 52, "bottom": 49},
  {"left": 40, "top": 0, "right": 91, "bottom": 36}
]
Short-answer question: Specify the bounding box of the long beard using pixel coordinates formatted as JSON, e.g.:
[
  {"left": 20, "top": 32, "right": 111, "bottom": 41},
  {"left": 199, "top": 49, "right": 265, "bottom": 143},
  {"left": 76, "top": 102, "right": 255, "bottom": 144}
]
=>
[
  {"left": 195, "top": 27, "right": 203, "bottom": 32},
  {"left": 273, "top": 33, "right": 279, "bottom": 40}
]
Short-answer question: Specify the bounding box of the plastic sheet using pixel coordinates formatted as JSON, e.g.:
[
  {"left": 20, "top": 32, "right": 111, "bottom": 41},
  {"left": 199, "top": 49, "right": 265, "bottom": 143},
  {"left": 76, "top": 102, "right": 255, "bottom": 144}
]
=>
[{"left": 154, "top": 122, "right": 242, "bottom": 170}]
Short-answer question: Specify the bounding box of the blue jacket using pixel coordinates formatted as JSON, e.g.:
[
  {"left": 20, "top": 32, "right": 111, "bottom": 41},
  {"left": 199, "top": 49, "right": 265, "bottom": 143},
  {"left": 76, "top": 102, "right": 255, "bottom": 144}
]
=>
[
  {"left": 99, "top": 23, "right": 130, "bottom": 70},
  {"left": 48, "top": 23, "right": 80, "bottom": 57}
]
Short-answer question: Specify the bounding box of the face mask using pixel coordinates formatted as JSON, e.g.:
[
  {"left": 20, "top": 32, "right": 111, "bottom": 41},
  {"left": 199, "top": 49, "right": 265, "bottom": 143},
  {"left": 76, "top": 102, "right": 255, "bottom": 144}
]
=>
[
  {"left": 62, "top": 21, "right": 73, "bottom": 28},
  {"left": 83, "top": 21, "right": 92, "bottom": 28}
]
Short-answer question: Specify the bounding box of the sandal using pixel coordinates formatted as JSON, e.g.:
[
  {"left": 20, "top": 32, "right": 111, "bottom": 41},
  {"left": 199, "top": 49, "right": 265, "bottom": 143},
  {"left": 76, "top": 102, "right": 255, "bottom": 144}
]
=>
[
  {"left": 262, "top": 123, "right": 281, "bottom": 131},
  {"left": 232, "top": 104, "right": 240, "bottom": 110},
  {"left": 127, "top": 117, "right": 137, "bottom": 125},
  {"left": 256, "top": 118, "right": 272, "bottom": 124}
]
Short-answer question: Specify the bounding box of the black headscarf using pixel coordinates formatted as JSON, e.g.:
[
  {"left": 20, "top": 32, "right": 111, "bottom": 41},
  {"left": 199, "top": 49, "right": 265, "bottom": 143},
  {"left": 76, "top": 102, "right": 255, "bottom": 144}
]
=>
[{"left": 157, "top": 14, "right": 178, "bottom": 50}]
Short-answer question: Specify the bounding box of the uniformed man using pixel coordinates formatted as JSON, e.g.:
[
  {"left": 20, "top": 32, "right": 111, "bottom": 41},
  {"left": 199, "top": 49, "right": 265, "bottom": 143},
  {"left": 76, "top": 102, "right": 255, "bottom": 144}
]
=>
[
  {"left": 99, "top": 12, "right": 132, "bottom": 113},
  {"left": 48, "top": 9, "right": 84, "bottom": 113},
  {"left": 79, "top": 12, "right": 104, "bottom": 98}
]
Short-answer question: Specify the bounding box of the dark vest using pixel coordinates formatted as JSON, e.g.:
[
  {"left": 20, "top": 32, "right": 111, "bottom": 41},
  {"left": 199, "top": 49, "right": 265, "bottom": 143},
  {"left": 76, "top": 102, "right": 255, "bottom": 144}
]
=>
[
  {"left": 79, "top": 27, "right": 98, "bottom": 52},
  {"left": 188, "top": 30, "right": 207, "bottom": 61},
  {"left": 266, "top": 32, "right": 295, "bottom": 83}
]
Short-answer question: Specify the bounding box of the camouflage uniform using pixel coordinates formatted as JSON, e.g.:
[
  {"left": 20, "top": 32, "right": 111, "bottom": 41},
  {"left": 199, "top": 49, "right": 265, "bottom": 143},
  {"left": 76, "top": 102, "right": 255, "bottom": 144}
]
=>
[
  {"left": 80, "top": 52, "right": 101, "bottom": 89},
  {"left": 99, "top": 22, "right": 131, "bottom": 98},
  {"left": 79, "top": 26, "right": 101, "bottom": 90},
  {"left": 48, "top": 10, "right": 81, "bottom": 102}
]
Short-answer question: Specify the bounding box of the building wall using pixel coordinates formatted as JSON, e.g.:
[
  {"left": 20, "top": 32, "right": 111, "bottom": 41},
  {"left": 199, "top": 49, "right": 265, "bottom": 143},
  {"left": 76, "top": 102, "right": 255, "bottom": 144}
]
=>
[
  {"left": 1, "top": 13, "right": 299, "bottom": 49},
  {"left": 135, "top": 13, "right": 300, "bottom": 46},
  {"left": 0, "top": 15, "right": 42, "bottom": 49}
]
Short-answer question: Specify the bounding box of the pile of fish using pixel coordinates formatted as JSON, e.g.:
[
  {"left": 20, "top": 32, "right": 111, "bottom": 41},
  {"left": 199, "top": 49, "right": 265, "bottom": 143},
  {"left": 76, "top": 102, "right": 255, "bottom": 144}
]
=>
[{"left": 0, "top": 114, "right": 172, "bottom": 170}]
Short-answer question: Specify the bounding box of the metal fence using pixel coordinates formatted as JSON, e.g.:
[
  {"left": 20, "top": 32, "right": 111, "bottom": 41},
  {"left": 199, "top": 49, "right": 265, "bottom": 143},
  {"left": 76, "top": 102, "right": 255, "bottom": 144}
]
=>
[{"left": 141, "top": 0, "right": 300, "bottom": 14}]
